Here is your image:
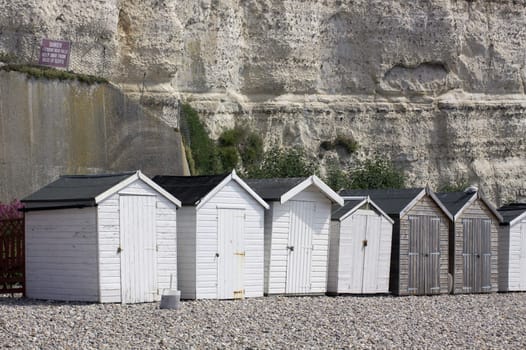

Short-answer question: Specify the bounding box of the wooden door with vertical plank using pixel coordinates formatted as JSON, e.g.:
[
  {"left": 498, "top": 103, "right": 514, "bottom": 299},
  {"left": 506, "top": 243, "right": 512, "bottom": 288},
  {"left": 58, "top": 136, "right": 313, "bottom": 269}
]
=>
[
  {"left": 362, "top": 214, "right": 382, "bottom": 293},
  {"left": 408, "top": 216, "right": 441, "bottom": 295},
  {"left": 120, "top": 195, "right": 157, "bottom": 304},
  {"left": 217, "top": 208, "right": 245, "bottom": 299},
  {"left": 463, "top": 218, "right": 492, "bottom": 293},
  {"left": 346, "top": 213, "right": 367, "bottom": 293},
  {"left": 286, "top": 201, "right": 315, "bottom": 294}
]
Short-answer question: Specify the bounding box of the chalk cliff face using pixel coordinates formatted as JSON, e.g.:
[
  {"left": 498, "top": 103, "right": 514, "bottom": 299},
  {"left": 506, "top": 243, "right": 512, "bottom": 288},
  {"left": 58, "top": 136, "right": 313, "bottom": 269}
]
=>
[{"left": 0, "top": 0, "right": 525, "bottom": 203}]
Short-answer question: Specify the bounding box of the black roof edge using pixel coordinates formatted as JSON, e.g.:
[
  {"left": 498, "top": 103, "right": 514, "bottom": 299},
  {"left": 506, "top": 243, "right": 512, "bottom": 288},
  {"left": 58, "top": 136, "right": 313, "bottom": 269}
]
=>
[
  {"left": 21, "top": 198, "right": 96, "bottom": 203},
  {"left": 22, "top": 203, "right": 98, "bottom": 212}
]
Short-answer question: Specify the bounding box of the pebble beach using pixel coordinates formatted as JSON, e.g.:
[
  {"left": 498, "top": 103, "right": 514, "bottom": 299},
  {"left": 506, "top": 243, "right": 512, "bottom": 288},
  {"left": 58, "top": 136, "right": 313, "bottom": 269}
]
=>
[{"left": 1, "top": 293, "right": 526, "bottom": 349}]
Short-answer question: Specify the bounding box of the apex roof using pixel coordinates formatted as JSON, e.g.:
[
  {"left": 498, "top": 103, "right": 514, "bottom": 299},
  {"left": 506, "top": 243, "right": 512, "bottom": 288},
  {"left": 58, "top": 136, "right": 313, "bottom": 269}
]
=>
[
  {"left": 244, "top": 177, "right": 306, "bottom": 201},
  {"left": 339, "top": 188, "right": 424, "bottom": 216},
  {"left": 153, "top": 171, "right": 269, "bottom": 209},
  {"left": 153, "top": 174, "right": 230, "bottom": 206},
  {"left": 22, "top": 171, "right": 181, "bottom": 211},
  {"left": 435, "top": 191, "right": 475, "bottom": 217},
  {"left": 498, "top": 203, "right": 526, "bottom": 225},
  {"left": 245, "top": 175, "right": 344, "bottom": 205}
]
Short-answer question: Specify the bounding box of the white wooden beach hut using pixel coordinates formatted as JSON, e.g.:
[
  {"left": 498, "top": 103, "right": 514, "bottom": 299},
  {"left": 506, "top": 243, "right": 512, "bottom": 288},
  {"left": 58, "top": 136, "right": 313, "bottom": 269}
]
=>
[
  {"left": 22, "top": 171, "right": 181, "bottom": 303},
  {"left": 246, "top": 176, "right": 344, "bottom": 295},
  {"left": 328, "top": 196, "right": 394, "bottom": 294},
  {"left": 340, "top": 188, "right": 452, "bottom": 296},
  {"left": 153, "top": 170, "right": 269, "bottom": 300},
  {"left": 497, "top": 203, "right": 526, "bottom": 292}
]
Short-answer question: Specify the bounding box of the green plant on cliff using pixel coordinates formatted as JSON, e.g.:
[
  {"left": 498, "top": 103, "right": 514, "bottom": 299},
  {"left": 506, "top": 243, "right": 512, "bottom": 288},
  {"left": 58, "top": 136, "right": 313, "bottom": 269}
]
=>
[
  {"left": 350, "top": 156, "right": 405, "bottom": 189},
  {"left": 324, "top": 159, "right": 352, "bottom": 191},
  {"left": 438, "top": 176, "right": 471, "bottom": 192},
  {"left": 0, "top": 64, "right": 107, "bottom": 84},
  {"left": 217, "top": 126, "right": 264, "bottom": 171},
  {"left": 245, "top": 147, "right": 318, "bottom": 179},
  {"left": 180, "top": 103, "right": 221, "bottom": 175},
  {"left": 319, "top": 134, "right": 359, "bottom": 155}
]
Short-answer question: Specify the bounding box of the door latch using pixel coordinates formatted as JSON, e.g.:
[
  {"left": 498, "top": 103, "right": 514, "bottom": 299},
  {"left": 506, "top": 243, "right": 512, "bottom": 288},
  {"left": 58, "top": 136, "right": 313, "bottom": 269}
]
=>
[
  {"left": 287, "top": 246, "right": 294, "bottom": 252},
  {"left": 362, "top": 240, "right": 368, "bottom": 247},
  {"left": 215, "top": 253, "right": 220, "bottom": 258}
]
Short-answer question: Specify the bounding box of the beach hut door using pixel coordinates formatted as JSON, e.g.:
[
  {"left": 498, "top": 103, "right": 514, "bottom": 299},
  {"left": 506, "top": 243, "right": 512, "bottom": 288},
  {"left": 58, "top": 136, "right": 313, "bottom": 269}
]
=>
[
  {"left": 119, "top": 195, "right": 157, "bottom": 304},
  {"left": 362, "top": 214, "right": 382, "bottom": 293},
  {"left": 217, "top": 208, "right": 245, "bottom": 299},
  {"left": 463, "top": 218, "right": 492, "bottom": 292},
  {"left": 286, "top": 201, "right": 315, "bottom": 294},
  {"left": 408, "top": 216, "right": 441, "bottom": 295}
]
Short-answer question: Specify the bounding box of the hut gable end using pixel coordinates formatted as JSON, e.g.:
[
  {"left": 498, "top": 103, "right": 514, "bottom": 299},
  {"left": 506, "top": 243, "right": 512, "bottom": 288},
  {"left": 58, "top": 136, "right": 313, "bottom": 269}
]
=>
[{"left": 397, "top": 195, "right": 450, "bottom": 295}]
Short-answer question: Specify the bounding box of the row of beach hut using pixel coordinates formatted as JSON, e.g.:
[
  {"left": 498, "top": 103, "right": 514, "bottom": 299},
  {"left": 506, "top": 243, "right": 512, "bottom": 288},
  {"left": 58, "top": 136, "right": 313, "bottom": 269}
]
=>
[{"left": 20, "top": 170, "right": 526, "bottom": 303}]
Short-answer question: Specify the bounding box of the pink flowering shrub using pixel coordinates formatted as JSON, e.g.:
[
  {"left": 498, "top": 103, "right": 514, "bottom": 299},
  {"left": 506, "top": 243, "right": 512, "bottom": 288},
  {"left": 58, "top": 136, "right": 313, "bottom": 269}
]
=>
[{"left": 0, "top": 199, "right": 24, "bottom": 220}]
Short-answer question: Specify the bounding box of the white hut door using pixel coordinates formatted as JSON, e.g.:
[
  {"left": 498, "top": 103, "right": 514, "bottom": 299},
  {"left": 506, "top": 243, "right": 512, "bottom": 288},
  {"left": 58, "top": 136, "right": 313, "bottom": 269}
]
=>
[
  {"left": 119, "top": 195, "right": 157, "bottom": 304},
  {"left": 286, "top": 201, "right": 315, "bottom": 294},
  {"left": 217, "top": 208, "right": 245, "bottom": 299},
  {"left": 362, "top": 215, "right": 382, "bottom": 293},
  {"left": 347, "top": 214, "right": 367, "bottom": 293},
  {"left": 521, "top": 223, "right": 526, "bottom": 289}
]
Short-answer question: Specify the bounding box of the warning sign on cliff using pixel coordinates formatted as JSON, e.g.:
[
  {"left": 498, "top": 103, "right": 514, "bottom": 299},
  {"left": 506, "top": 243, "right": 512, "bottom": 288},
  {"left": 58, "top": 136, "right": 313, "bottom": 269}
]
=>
[{"left": 38, "top": 39, "right": 71, "bottom": 69}]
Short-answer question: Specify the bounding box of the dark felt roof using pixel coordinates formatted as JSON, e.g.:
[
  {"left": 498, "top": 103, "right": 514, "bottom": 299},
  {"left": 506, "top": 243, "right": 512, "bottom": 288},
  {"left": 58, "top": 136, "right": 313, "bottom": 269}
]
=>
[
  {"left": 244, "top": 177, "right": 307, "bottom": 201},
  {"left": 435, "top": 191, "right": 476, "bottom": 216},
  {"left": 22, "top": 172, "right": 136, "bottom": 211},
  {"left": 331, "top": 199, "right": 366, "bottom": 220},
  {"left": 498, "top": 203, "right": 526, "bottom": 224},
  {"left": 152, "top": 174, "right": 230, "bottom": 206},
  {"left": 339, "top": 188, "right": 424, "bottom": 216}
]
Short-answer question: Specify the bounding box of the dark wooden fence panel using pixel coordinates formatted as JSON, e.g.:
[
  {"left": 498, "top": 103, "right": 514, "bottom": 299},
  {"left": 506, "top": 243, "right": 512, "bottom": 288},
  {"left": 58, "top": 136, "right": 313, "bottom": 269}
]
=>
[{"left": 0, "top": 218, "right": 24, "bottom": 295}]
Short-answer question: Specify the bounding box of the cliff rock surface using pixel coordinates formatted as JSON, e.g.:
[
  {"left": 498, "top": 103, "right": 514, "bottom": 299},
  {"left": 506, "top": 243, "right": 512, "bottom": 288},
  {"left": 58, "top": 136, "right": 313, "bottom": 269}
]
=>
[{"left": 0, "top": 0, "right": 525, "bottom": 203}]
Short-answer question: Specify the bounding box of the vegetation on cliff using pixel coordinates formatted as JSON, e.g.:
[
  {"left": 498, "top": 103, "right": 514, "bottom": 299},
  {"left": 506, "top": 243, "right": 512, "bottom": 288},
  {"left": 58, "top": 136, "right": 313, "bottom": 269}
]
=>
[{"left": 0, "top": 64, "right": 107, "bottom": 85}]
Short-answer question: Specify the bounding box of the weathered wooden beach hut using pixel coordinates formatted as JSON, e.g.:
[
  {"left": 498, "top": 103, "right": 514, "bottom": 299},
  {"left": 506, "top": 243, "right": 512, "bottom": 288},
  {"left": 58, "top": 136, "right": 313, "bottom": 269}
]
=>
[
  {"left": 22, "top": 171, "right": 181, "bottom": 303},
  {"left": 497, "top": 203, "right": 526, "bottom": 292},
  {"left": 328, "top": 196, "right": 394, "bottom": 294},
  {"left": 435, "top": 188, "right": 501, "bottom": 294},
  {"left": 245, "top": 176, "right": 344, "bottom": 295},
  {"left": 340, "top": 188, "right": 452, "bottom": 296},
  {"left": 153, "top": 170, "right": 269, "bottom": 300}
]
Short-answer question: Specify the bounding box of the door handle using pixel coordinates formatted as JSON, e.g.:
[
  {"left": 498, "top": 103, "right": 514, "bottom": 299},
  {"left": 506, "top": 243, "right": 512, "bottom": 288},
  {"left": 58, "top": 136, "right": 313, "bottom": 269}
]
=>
[
  {"left": 424, "top": 254, "right": 429, "bottom": 257},
  {"left": 477, "top": 254, "right": 480, "bottom": 258},
  {"left": 287, "top": 246, "right": 294, "bottom": 252},
  {"left": 215, "top": 253, "right": 220, "bottom": 258},
  {"left": 362, "top": 239, "right": 368, "bottom": 247}
]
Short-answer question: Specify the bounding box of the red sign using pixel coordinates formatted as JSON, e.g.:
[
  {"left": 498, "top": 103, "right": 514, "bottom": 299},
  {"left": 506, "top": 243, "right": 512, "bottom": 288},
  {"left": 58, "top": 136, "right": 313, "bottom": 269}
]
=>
[{"left": 39, "top": 39, "right": 71, "bottom": 68}]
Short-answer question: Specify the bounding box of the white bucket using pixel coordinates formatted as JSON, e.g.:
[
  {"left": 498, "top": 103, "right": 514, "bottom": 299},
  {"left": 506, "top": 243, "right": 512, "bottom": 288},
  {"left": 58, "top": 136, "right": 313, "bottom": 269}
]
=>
[{"left": 160, "top": 290, "right": 181, "bottom": 310}]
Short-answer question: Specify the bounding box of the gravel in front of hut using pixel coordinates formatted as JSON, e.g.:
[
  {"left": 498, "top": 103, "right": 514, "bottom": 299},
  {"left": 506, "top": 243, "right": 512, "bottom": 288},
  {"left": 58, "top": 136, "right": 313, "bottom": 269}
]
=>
[{"left": 1, "top": 293, "right": 525, "bottom": 349}]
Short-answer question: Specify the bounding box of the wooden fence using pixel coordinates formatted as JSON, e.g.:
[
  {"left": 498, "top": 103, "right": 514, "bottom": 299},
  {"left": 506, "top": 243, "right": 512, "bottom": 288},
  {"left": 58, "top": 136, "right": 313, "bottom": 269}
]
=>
[{"left": 0, "top": 218, "right": 24, "bottom": 295}]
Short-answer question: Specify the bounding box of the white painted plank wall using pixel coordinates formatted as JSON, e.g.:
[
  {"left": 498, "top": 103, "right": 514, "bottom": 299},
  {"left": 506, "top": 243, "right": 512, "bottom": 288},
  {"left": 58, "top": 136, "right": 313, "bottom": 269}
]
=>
[
  {"left": 98, "top": 179, "right": 178, "bottom": 303},
  {"left": 327, "top": 221, "right": 341, "bottom": 294},
  {"left": 97, "top": 194, "right": 121, "bottom": 302},
  {"left": 196, "top": 181, "right": 265, "bottom": 299},
  {"left": 498, "top": 225, "right": 511, "bottom": 291},
  {"left": 177, "top": 206, "right": 197, "bottom": 299},
  {"left": 500, "top": 221, "right": 526, "bottom": 291},
  {"left": 263, "top": 203, "right": 274, "bottom": 294},
  {"left": 25, "top": 208, "right": 99, "bottom": 301},
  {"left": 267, "top": 186, "right": 332, "bottom": 294},
  {"left": 377, "top": 217, "right": 393, "bottom": 292}
]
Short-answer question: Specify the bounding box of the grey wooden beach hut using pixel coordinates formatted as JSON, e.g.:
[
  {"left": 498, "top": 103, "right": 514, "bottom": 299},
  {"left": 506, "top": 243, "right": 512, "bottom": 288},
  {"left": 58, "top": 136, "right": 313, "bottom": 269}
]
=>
[
  {"left": 328, "top": 196, "right": 394, "bottom": 294},
  {"left": 246, "top": 176, "right": 344, "bottom": 295},
  {"left": 436, "top": 188, "right": 501, "bottom": 294},
  {"left": 497, "top": 203, "right": 526, "bottom": 292},
  {"left": 340, "top": 188, "right": 452, "bottom": 296},
  {"left": 153, "top": 170, "right": 269, "bottom": 300},
  {"left": 22, "top": 171, "right": 181, "bottom": 303}
]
